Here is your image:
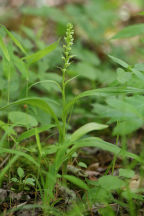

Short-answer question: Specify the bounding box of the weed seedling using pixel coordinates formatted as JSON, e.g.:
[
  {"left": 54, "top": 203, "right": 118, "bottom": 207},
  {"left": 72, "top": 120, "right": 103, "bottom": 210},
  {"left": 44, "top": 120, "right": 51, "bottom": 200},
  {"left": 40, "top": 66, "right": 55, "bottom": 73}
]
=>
[{"left": 11, "top": 167, "right": 35, "bottom": 191}]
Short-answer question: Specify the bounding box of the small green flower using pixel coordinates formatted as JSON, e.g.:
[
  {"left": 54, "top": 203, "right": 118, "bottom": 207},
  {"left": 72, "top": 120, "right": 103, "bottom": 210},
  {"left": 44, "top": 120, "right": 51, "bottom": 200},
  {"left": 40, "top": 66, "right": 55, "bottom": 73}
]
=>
[{"left": 62, "top": 23, "right": 74, "bottom": 75}]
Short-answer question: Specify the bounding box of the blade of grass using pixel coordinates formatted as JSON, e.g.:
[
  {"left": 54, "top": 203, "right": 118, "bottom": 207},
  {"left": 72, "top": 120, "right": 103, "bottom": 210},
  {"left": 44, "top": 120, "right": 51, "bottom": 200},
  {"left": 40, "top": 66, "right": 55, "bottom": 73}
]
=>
[
  {"left": 2, "top": 26, "right": 27, "bottom": 55},
  {"left": 0, "top": 155, "right": 19, "bottom": 186},
  {"left": 0, "top": 34, "right": 10, "bottom": 61},
  {"left": 0, "top": 147, "right": 40, "bottom": 167},
  {"left": 17, "top": 124, "right": 55, "bottom": 142}
]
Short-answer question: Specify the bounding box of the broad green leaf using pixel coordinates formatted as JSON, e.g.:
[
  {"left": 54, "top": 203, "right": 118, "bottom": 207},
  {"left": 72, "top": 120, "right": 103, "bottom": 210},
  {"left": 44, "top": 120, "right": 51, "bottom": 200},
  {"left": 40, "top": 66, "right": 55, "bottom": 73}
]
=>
[
  {"left": 98, "top": 175, "right": 125, "bottom": 191},
  {"left": 119, "top": 168, "right": 135, "bottom": 178},
  {"left": 86, "top": 186, "right": 113, "bottom": 203},
  {"left": 63, "top": 175, "right": 89, "bottom": 190},
  {"left": 72, "top": 45, "right": 100, "bottom": 66},
  {"left": 70, "top": 137, "right": 120, "bottom": 155},
  {"left": 72, "top": 62, "right": 97, "bottom": 81},
  {"left": 117, "top": 68, "right": 131, "bottom": 83},
  {"left": 64, "top": 87, "right": 144, "bottom": 116},
  {"left": 17, "top": 124, "right": 55, "bottom": 142},
  {"left": 9, "top": 111, "right": 38, "bottom": 128},
  {"left": 22, "top": 41, "right": 58, "bottom": 65},
  {"left": 67, "top": 137, "right": 141, "bottom": 163},
  {"left": 3, "top": 27, "right": 27, "bottom": 54},
  {"left": 17, "top": 167, "right": 24, "bottom": 179},
  {"left": 70, "top": 122, "right": 108, "bottom": 143},
  {"left": 113, "top": 120, "right": 143, "bottom": 135},
  {"left": 0, "top": 34, "right": 10, "bottom": 61},
  {"left": 0, "top": 97, "right": 61, "bottom": 132},
  {"left": 112, "top": 24, "right": 144, "bottom": 39},
  {"left": 108, "top": 55, "right": 129, "bottom": 68}
]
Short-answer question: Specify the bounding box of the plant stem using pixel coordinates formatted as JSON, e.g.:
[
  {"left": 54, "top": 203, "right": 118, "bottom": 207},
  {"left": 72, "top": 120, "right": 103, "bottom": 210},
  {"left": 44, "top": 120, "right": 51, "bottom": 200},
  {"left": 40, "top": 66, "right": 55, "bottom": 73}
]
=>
[{"left": 60, "top": 23, "right": 74, "bottom": 184}]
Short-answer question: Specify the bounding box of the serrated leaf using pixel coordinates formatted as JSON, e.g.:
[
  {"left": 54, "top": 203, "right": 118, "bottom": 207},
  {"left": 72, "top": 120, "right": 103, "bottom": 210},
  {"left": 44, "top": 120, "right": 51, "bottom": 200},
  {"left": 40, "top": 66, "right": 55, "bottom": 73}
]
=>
[
  {"left": 119, "top": 168, "right": 135, "bottom": 178},
  {"left": 63, "top": 175, "right": 89, "bottom": 190},
  {"left": 112, "top": 24, "right": 144, "bottom": 39},
  {"left": 98, "top": 175, "right": 125, "bottom": 191},
  {"left": 8, "top": 111, "right": 38, "bottom": 128},
  {"left": 64, "top": 87, "right": 144, "bottom": 116},
  {"left": 24, "top": 178, "right": 35, "bottom": 186},
  {"left": 132, "top": 68, "right": 144, "bottom": 81},
  {"left": 71, "top": 122, "right": 108, "bottom": 143},
  {"left": 117, "top": 68, "right": 131, "bottom": 83},
  {"left": 11, "top": 177, "right": 19, "bottom": 183}
]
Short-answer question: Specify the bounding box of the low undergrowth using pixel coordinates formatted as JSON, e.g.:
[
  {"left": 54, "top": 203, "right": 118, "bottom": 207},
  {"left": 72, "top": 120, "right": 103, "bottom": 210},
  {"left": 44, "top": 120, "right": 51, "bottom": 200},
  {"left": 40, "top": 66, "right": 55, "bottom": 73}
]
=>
[{"left": 0, "top": 11, "right": 144, "bottom": 215}]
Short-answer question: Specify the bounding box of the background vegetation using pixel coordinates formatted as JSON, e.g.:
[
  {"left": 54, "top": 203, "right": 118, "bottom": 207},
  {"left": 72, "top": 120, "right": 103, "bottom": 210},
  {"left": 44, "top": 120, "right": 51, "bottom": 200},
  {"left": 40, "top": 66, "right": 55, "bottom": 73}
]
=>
[{"left": 0, "top": 0, "right": 144, "bottom": 215}]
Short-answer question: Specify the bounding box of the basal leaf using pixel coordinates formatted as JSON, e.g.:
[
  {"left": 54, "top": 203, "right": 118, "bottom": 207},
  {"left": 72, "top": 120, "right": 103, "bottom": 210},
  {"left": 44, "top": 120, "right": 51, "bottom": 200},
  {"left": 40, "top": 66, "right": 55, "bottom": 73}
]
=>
[
  {"left": 0, "top": 97, "right": 60, "bottom": 132},
  {"left": 70, "top": 122, "right": 108, "bottom": 143},
  {"left": 67, "top": 137, "right": 141, "bottom": 162}
]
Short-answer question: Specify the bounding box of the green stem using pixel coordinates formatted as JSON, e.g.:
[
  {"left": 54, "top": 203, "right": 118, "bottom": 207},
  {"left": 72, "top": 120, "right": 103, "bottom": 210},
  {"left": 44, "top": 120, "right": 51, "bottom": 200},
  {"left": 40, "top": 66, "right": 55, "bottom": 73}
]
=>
[
  {"left": 61, "top": 71, "right": 68, "bottom": 185},
  {"left": 112, "top": 134, "right": 119, "bottom": 175},
  {"left": 62, "top": 71, "right": 66, "bottom": 143}
]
